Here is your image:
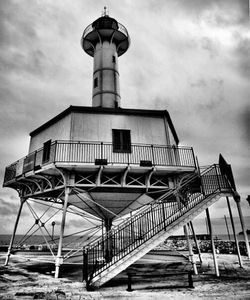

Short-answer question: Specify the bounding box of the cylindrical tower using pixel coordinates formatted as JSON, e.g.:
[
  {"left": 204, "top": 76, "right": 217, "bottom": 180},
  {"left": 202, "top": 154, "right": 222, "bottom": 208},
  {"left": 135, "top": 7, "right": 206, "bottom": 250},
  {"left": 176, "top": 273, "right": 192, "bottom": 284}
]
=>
[{"left": 81, "top": 10, "right": 130, "bottom": 108}]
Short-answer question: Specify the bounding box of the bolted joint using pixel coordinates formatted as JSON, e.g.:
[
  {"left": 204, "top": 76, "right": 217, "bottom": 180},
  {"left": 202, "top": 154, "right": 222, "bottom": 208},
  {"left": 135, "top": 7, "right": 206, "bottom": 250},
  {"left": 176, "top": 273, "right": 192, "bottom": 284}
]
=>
[
  {"left": 55, "top": 256, "right": 63, "bottom": 267},
  {"left": 233, "top": 191, "right": 241, "bottom": 202}
]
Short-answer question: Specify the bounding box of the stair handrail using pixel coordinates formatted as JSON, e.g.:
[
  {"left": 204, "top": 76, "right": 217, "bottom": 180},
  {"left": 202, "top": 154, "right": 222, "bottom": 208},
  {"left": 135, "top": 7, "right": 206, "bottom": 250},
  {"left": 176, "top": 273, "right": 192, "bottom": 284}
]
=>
[
  {"left": 84, "top": 165, "right": 216, "bottom": 250},
  {"left": 83, "top": 164, "right": 233, "bottom": 284}
]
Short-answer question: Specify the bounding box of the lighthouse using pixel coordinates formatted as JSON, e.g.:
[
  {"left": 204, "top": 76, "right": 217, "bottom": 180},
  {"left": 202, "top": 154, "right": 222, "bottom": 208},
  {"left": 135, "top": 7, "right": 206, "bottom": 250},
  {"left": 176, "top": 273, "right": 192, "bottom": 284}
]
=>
[{"left": 3, "top": 9, "right": 248, "bottom": 288}]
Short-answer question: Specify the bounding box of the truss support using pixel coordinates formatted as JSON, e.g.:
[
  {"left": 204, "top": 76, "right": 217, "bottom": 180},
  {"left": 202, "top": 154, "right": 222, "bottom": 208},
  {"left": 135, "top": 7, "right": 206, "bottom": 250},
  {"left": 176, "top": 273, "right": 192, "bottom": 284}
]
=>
[
  {"left": 183, "top": 224, "right": 198, "bottom": 275},
  {"left": 5, "top": 197, "right": 25, "bottom": 266},
  {"left": 55, "top": 186, "right": 71, "bottom": 278},
  {"left": 206, "top": 208, "right": 219, "bottom": 277},
  {"left": 226, "top": 197, "right": 243, "bottom": 267},
  {"left": 234, "top": 195, "right": 250, "bottom": 259}
]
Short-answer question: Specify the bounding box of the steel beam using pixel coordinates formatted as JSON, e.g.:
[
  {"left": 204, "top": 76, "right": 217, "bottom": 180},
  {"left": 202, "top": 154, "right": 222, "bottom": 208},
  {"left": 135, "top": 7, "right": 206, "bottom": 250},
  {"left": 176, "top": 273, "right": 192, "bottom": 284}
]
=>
[
  {"left": 55, "top": 186, "right": 71, "bottom": 278},
  {"left": 183, "top": 224, "right": 198, "bottom": 275},
  {"left": 5, "top": 198, "right": 25, "bottom": 265},
  {"left": 226, "top": 197, "right": 243, "bottom": 267},
  {"left": 235, "top": 196, "right": 250, "bottom": 259},
  {"left": 206, "top": 208, "right": 219, "bottom": 277}
]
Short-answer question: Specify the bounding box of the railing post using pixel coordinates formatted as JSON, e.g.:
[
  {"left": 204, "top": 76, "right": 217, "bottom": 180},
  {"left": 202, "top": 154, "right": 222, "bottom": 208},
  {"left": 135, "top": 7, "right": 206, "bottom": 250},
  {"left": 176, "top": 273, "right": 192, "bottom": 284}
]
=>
[
  {"left": 214, "top": 164, "right": 221, "bottom": 191},
  {"left": 191, "top": 147, "right": 196, "bottom": 169},
  {"left": 130, "top": 212, "right": 135, "bottom": 244},
  {"left": 100, "top": 142, "right": 103, "bottom": 160},
  {"left": 161, "top": 202, "right": 167, "bottom": 230},
  {"left": 151, "top": 145, "right": 155, "bottom": 166},
  {"left": 54, "top": 141, "right": 57, "bottom": 163}
]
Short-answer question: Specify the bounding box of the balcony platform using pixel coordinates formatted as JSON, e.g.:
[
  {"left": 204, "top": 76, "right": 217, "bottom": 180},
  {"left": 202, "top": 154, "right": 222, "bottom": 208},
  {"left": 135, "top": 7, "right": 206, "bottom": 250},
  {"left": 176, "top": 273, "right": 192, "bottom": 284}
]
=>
[{"left": 3, "top": 141, "right": 198, "bottom": 216}]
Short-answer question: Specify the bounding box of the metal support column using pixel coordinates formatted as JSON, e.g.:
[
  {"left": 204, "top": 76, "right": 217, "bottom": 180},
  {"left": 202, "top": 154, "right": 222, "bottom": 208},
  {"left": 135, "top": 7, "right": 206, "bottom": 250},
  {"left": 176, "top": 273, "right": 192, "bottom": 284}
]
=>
[
  {"left": 189, "top": 221, "right": 202, "bottom": 264},
  {"left": 226, "top": 197, "right": 243, "bottom": 267},
  {"left": 235, "top": 196, "right": 250, "bottom": 259},
  {"left": 206, "top": 208, "right": 219, "bottom": 277},
  {"left": 5, "top": 198, "right": 25, "bottom": 266},
  {"left": 104, "top": 218, "right": 113, "bottom": 262},
  {"left": 55, "top": 186, "right": 70, "bottom": 278},
  {"left": 183, "top": 224, "right": 198, "bottom": 275}
]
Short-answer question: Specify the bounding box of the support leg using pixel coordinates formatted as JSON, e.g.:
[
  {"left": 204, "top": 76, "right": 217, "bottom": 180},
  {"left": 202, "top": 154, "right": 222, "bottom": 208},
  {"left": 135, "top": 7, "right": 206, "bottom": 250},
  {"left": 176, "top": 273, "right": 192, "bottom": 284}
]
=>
[
  {"left": 235, "top": 197, "right": 250, "bottom": 259},
  {"left": 5, "top": 198, "right": 25, "bottom": 266},
  {"left": 189, "top": 221, "right": 202, "bottom": 264},
  {"left": 55, "top": 187, "right": 70, "bottom": 278},
  {"left": 183, "top": 224, "right": 198, "bottom": 275},
  {"left": 206, "top": 208, "right": 219, "bottom": 277},
  {"left": 226, "top": 197, "right": 243, "bottom": 267}
]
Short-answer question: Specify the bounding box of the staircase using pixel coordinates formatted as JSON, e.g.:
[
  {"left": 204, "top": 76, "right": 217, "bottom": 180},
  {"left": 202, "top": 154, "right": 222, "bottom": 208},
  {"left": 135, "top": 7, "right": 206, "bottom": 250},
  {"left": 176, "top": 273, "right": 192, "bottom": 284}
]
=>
[{"left": 83, "top": 164, "right": 235, "bottom": 288}]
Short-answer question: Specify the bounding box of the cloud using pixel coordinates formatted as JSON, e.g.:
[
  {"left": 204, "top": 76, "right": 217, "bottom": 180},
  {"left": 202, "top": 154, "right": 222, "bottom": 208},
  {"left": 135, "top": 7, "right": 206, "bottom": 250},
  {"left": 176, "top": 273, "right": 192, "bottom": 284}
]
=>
[
  {"left": 176, "top": 0, "right": 249, "bottom": 27},
  {"left": 241, "top": 106, "right": 250, "bottom": 143},
  {"left": 0, "top": 0, "right": 250, "bottom": 236},
  {"left": 234, "top": 35, "right": 250, "bottom": 79}
]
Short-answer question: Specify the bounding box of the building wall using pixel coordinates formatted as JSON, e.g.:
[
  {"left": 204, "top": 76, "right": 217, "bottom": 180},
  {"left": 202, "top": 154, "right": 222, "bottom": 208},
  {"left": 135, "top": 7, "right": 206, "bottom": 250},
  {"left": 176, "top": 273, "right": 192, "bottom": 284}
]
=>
[
  {"left": 29, "top": 114, "right": 72, "bottom": 153},
  {"left": 70, "top": 112, "right": 170, "bottom": 145}
]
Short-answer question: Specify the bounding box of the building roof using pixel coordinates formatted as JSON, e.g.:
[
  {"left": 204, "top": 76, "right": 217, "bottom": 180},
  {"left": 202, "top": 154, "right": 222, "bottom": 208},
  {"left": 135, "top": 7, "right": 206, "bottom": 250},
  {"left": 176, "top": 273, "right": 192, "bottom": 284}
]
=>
[{"left": 30, "top": 106, "right": 179, "bottom": 144}]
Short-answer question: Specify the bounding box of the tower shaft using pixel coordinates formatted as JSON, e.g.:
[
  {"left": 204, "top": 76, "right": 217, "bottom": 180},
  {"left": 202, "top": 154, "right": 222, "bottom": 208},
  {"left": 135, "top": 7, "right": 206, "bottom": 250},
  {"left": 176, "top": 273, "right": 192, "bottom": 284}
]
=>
[{"left": 93, "top": 41, "right": 120, "bottom": 108}]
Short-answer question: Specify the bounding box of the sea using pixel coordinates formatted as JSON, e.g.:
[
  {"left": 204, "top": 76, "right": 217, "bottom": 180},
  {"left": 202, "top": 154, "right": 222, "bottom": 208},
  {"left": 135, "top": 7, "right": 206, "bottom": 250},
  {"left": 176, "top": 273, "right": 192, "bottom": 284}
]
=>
[{"left": 0, "top": 233, "right": 249, "bottom": 248}]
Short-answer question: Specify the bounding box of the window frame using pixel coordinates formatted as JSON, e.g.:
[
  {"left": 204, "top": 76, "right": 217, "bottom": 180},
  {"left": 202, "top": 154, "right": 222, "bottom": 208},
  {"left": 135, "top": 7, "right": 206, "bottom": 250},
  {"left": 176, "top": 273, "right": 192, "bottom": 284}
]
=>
[{"left": 112, "top": 129, "right": 131, "bottom": 153}]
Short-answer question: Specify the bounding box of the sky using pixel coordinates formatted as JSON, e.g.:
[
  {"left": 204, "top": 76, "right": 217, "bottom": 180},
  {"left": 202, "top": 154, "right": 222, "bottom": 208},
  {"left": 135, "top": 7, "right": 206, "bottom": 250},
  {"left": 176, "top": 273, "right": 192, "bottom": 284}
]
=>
[{"left": 0, "top": 0, "right": 250, "bottom": 236}]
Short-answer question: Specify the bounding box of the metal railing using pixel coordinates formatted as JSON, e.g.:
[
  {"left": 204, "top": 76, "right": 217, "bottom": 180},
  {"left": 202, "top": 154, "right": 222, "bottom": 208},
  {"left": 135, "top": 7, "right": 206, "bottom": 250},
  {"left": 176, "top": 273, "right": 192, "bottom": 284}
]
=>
[
  {"left": 3, "top": 141, "right": 196, "bottom": 184},
  {"left": 82, "top": 164, "right": 233, "bottom": 286},
  {"left": 82, "top": 21, "right": 129, "bottom": 40}
]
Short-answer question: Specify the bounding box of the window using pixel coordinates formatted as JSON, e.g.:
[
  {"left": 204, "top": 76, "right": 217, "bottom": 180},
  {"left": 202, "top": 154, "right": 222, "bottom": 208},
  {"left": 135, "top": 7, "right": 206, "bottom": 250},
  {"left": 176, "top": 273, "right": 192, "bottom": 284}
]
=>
[
  {"left": 42, "top": 140, "right": 51, "bottom": 163},
  {"left": 112, "top": 129, "right": 131, "bottom": 153},
  {"left": 94, "top": 77, "right": 98, "bottom": 88},
  {"left": 112, "top": 55, "right": 116, "bottom": 63}
]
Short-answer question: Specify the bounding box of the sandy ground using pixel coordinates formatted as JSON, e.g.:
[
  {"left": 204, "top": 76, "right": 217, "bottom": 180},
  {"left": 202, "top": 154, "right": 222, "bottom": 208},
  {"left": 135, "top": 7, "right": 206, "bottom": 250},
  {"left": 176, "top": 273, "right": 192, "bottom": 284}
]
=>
[{"left": 0, "top": 252, "right": 250, "bottom": 300}]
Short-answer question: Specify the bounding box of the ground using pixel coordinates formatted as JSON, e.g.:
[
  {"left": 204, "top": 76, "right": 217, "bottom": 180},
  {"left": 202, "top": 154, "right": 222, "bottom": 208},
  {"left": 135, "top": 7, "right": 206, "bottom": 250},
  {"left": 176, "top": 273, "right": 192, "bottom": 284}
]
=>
[{"left": 0, "top": 253, "right": 250, "bottom": 299}]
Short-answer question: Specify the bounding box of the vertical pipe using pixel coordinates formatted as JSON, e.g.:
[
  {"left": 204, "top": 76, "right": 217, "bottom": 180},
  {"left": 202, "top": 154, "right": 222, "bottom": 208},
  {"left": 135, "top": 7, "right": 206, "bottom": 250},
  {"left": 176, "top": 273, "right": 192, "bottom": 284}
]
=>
[
  {"left": 55, "top": 186, "right": 70, "bottom": 278},
  {"left": 5, "top": 198, "right": 25, "bottom": 266},
  {"left": 226, "top": 197, "right": 243, "bottom": 267},
  {"left": 206, "top": 208, "right": 219, "bottom": 277},
  {"left": 235, "top": 198, "right": 250, "bottom": 259},
  {"left": 183, "top": 224, "right": 198, "bottom": 275},
  {"left": 104, "top": 218, "right": 113, "bottom": 262},
  {"left": 189, "top": 221, "right": 202, "bottom": 264}
]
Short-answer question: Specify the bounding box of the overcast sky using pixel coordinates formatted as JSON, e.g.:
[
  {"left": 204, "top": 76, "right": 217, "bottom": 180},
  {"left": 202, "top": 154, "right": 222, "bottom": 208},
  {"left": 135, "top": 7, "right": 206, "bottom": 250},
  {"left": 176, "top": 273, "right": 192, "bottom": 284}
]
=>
[{"left": 0, "top": 0, "right": 249, "bottom": 235}]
